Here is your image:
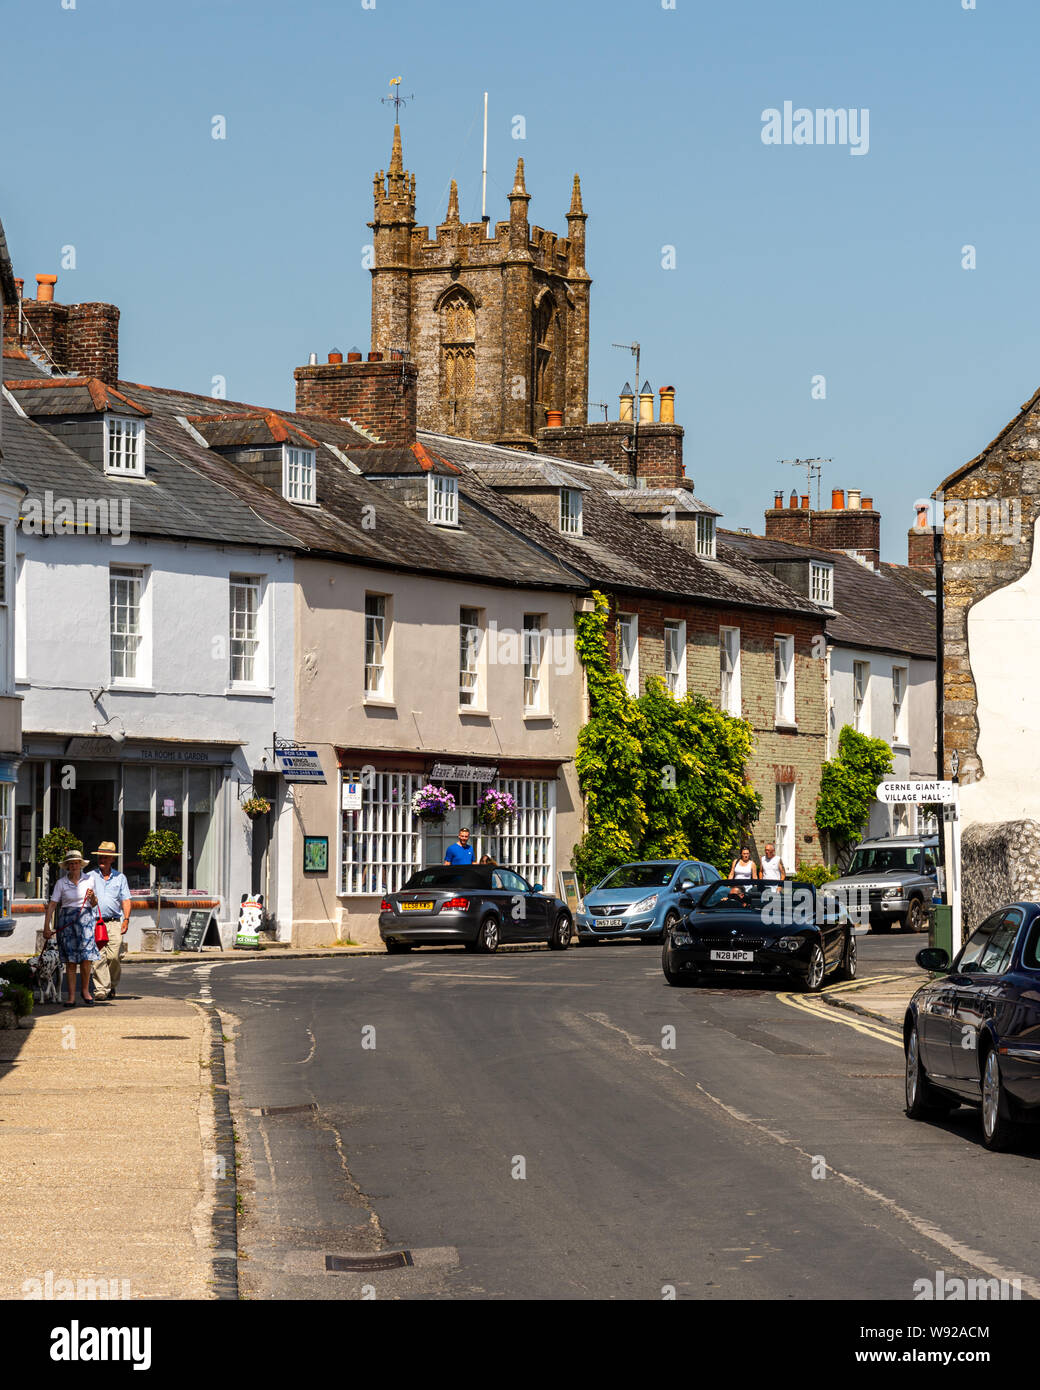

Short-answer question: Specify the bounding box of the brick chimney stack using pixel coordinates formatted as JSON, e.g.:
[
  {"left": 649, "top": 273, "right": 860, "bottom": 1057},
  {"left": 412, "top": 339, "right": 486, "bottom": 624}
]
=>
[
  {"left": 765, "top": 486, "right": 881, "bottom": 568},
  {"left": 294, "top": 349, "right": 418, "bottom": 447},
  {"left": 907, "top": 504, "right": 936, "bottom": 568},
  {"left": 535, "top": 381, "right": 685, "bottom": 486},
  {"left": 2, "top": 273, "right": 120, "bottom": 384}
]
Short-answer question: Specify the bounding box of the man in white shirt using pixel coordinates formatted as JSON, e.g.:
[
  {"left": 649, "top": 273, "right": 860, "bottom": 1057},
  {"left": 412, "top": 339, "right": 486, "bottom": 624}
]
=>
[{"left": 760, "top": 842, "right": 786, "bottom": 883}]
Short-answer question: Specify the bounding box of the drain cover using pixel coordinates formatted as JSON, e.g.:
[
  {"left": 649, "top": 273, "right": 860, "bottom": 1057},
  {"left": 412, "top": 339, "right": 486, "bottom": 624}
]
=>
[
  {"left": 260, "top": 1102, "right": 318, "bottom": 1116},
  {"left": 122, "top": 1034, "right": 190, "bottom": 1040},
  {"left": 326, "top": 1251, "right": 413, "bottom": 1273}
]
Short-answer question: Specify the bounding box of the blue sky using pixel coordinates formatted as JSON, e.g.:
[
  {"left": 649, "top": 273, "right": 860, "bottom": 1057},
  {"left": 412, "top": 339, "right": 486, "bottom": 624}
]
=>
[{"left": 3, "top": 0, "right": 1034, "bottom": 558}]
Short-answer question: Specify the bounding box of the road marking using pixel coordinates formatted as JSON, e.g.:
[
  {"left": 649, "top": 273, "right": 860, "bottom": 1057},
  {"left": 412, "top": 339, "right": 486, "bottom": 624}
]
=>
[
  {"left": 296, "top": 1027, "right": 317, "bottom": 1066},
  {"left": 404, "top": 971, "right": 597, "bottom": 987},
  {"left": 776, "top": 975, "right": 904, "bottom": 1048}
]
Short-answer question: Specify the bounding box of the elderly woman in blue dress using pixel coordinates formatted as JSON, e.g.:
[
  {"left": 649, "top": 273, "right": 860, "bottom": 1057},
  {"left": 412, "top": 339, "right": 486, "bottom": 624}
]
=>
[{"left": 42, "top": 849, "right": 100, "bottom": 1006}]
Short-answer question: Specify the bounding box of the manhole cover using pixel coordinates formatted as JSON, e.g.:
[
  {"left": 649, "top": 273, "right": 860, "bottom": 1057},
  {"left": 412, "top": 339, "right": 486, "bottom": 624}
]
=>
[
  {"left": 326, "top": 1252, "right": 413, "bottom": 1273},
  {"left": 259, "top": 1102, "right": 318, "bottom": 1116},
  {"left": 122, "top": 1035, "right": 190, "bottom": 1040}
]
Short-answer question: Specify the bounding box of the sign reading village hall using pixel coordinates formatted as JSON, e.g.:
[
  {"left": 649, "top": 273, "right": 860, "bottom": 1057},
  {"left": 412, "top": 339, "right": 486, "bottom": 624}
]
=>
[
  {"left": 275, "top": 748, "right": 326, "bottom": 784},
  {"left": 875, "top": 780, "right": 958, "bottom": 805}
]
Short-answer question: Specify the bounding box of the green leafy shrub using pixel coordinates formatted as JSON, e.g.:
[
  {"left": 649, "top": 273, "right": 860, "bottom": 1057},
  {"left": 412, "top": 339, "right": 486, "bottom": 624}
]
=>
[
  {"left": 0, "top": 977, "right": 33, "bottom": 1017},
  {"left": 572, "top": 592, "right": 762, "bottom": 888},
  {"left": 0, "top": 960, "right": 35, "bottom": 988},
  {"left": 36, "top": 826, "right": 83, "bottom": 869},
  {"left": 792, "top": 863, "right": 840, "bottom": 888},
  {"left": 815, "top": 726, "right": 894, "bottom": 869},
  {"left": 138, "top": 830, "right": 183, "bottom": 867}
]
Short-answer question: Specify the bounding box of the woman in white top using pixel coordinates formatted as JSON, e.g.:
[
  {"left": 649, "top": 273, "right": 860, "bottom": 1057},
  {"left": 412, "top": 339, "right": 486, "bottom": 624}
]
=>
[
  {"left": 729, "top": 847, "right": 759, "bottom": 880},
  {"left": 43, "top": 849, "right": 100, "bottom": 1006}
]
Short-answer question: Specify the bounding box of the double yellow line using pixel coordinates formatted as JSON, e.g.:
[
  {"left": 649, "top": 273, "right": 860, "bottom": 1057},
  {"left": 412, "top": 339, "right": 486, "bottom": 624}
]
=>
[{"left": 777, "top": 974, "right": 907, "bottom": 1048}]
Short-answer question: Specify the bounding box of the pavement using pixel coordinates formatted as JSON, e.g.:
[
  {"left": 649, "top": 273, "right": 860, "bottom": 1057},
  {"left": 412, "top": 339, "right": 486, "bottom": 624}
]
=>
[
  {"left": 821, "top": 970, "right": 920, "bottom": 1029},
  {"left": 0, "top": 987, "right": 230, "bottom": 1301}
]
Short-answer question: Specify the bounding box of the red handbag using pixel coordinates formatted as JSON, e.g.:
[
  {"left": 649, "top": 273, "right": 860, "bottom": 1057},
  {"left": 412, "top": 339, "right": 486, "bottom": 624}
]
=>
[{"left": 95, "top": 911, "right": 109, "bottom": 945}]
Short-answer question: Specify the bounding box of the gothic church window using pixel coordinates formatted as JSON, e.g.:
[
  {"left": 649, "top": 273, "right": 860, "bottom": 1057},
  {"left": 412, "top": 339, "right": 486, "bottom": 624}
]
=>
[
  {"left": 440, "top": 292, "right": 476, "bottom": 401},
  {"left": 534, "top": 296, "right": 557, "bottom": 406}
]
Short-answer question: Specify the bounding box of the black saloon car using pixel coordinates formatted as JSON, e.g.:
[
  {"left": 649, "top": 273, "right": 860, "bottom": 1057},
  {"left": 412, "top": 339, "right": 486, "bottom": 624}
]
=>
[
  {"left": 905, "top": 901, "right": 1040, "bottom": 1150},
  {"left": 379, "top": 865, "right": 573, "bottom": 953},
  {"left": 661, "top": 879, "right": 857, "bottom": 991}
]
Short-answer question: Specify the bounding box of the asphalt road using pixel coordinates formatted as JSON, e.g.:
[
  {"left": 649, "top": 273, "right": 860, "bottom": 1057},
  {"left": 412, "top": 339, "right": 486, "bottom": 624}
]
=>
[{"left": 132, "top": 934, "right": 1040, "bottom": 1302}]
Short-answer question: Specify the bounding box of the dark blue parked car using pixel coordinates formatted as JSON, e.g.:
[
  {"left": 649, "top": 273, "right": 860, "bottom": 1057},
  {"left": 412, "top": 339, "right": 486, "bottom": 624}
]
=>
[
  {"left": 905, "top": 901, "right": 1040, "bottom": 1150},
  {"left": 575, "top": 859, "right": 722, "bottom": 945}
]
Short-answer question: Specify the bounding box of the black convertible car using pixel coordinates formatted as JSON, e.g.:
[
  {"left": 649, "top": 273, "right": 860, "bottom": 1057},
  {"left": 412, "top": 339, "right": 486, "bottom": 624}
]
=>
[
  {"left": 661, "top": 879, "right": 857, "bottom": 991},
  {"left": 905, "top": 901, "right": 1040, "bottom": 1150},
  {"left": 379, "top": 864, "right": 573, "bottom": 953}
]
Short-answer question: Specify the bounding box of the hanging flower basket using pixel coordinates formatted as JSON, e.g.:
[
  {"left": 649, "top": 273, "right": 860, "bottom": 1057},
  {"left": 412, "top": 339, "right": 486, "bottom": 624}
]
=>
[
  {"left": 411, "top": 784, "right": 456, "bottom": 822},
  {"left": 475, "top": 787, "right": 517, "bottom": 828},
  {"left": 242, "top": 796, "right": 272, "bottom": 819}
]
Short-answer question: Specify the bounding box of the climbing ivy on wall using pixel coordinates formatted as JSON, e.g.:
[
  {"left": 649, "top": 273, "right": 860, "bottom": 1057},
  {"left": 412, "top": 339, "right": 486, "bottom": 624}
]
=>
[{"left": 571, "top": 592, "right": 762, "bottom": 888}]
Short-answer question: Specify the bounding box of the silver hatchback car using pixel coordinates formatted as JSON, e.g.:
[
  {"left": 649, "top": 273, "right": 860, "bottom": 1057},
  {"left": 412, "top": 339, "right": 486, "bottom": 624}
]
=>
[{"left": 575, "top": 859, "right": 722, "bottom": 945}]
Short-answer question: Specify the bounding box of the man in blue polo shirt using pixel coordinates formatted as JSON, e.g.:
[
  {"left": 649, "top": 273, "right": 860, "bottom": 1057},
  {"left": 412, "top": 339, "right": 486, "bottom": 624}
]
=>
[
  {"left": 89, "top": 841, "right": 132, "bottom": 1003},
  {"left": 444, "top": 827, "right": 475, "bottom": 866}
]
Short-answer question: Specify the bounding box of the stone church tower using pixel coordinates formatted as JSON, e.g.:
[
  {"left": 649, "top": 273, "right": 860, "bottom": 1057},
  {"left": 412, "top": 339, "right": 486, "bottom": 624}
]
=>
[{"left": 369, "top": 125, "right": 591, "bottom": 450}]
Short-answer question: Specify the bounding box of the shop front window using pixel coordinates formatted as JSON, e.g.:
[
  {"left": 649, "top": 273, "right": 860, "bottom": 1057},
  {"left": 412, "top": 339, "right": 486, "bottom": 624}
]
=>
[
  {"left": 123, "top": 766, "right": 152, "bottom": 891},
  {"left": 188, "top": 768, "right": 217, "bottom": 892},
  {"left": 156, "top": 767, "right": 184, "bottom": 890},
  {"left": 15, "top": 762, "right": 44, "bottom": 898},
  {"left": 68, "top": 762, "right": 119, "bottom": 867}
]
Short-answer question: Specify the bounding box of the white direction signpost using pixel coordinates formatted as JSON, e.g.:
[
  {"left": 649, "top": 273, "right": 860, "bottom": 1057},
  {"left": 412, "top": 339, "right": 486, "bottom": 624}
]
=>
[{"left": 876, "top": 779, "right": 962, "bottom": 954}]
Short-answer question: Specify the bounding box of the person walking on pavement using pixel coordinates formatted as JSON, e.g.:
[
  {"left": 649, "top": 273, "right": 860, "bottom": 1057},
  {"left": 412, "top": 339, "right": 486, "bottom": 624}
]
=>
[
  {"left": 444, "top": 827, "right": 475, "bottom": 866},
  {"left": 760, "top": 842, "right": 786, "bottom": 883},
  {"left": 729, "top": 846, "right": 759, "bottom": 881},
  {"left": 42, "top": 850, "right": 100, "bottom": 1006},
  {"left": 89, "top": 842, "right": 131, "bottom": 1002}
]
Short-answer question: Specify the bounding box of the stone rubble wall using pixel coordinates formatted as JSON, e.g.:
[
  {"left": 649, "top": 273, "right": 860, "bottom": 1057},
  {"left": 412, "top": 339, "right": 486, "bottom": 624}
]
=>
[{"left": 961, "top": 818, "right": 1040, "bottom": 930}]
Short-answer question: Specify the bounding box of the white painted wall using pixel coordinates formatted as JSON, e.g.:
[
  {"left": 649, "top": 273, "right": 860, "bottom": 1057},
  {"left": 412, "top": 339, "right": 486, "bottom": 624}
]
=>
[
  {"left": 828, "top": 643, "right": 936, "bottom": 841},
  {"left": 9, "top": 531, "right": 296, "bottom": 948}
]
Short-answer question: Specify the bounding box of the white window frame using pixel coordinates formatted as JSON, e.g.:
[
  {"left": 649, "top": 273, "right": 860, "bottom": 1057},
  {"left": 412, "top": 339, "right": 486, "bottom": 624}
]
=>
[
  {"left": 340, "top": 769, "right": 423, "bottom": 896},
  {"left": 110, "top": 566, "right": 150, "bottom": 686},
  {"left": 854, "top": 661, "right": 871, "bottom": 734},
  {"left": 0, "top": 521, "right": 13, "bottom": 698},
  {"left": 618, "top": 613, "right": 639, "bottom": 696},
  {"left": 523, "top": 613, "right": 547, "bottom": 712},
  {"left": 664, "top": 619, "right": 686, "bottom": 697},
  {"left": 774, "top": 634, "right": 795, "bottom": 725},
  {"left": 459, "top": 606, "right": 484, "bottom": 709},
  {"left": 892, "top": 665, "right": 908, "bottom": 744},
  {"left": 104, "top": 416, "right": 145, "bottom": 477},
  {"left": 229, "top": 575, "right": 265, "bottom": 688},
  {"left": 696, "top": 514, "right": 716, "bottom": 558},
  {"left": 560, "top": 488, "right": 583, "bottom": 536},
  {"left": 14, "top": 551, "right": 26, "bottom": 687},
  {"left": 810, "top": 561, "right": 833, "bottom": 606},
  {"left": 775, "top": 782, "right": 795, "bottom": 868},
  {"left": 429, "top": 474, "right": 459, "bottom": 526},
  {"left": 720, "top": 626, "right": 741, "bottom": 717},
  {"left": 283, "top": 445, "right": 317, "bottom": 505},
  {"left": 364, "top": 593, "right": 392, "bottom": 700}
]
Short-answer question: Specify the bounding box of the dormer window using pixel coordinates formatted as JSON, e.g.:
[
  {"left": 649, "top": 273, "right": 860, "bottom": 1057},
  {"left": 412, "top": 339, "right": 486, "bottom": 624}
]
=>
[
  {"left": 283, "top": 445, "right": 316, "bottom": 505},
  {"left": 104, "top": 416, "right": 145, "bottom": 477},
  {"left": 696, "top": 514, "right": 716, "bottom": 558},
  {"left": 560, "top": 488, "right": 583, "bottom": 535},
  {"left": 428, "top": 474, "right": 459, "bottom": 526},
  {"left": 810, "top": 561, "right": 834, "bottom": 606}
]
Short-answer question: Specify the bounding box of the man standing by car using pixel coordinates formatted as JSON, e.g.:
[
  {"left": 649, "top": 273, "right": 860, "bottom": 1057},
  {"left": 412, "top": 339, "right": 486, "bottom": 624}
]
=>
[
  {"left": 89, "top": 842, "right": 131, "bottom": 1002},
  {"left": 444, "top": 827, "right": 475, "bottom": 866},
  {"left": 760, "top": 842, "right": 786, "bottom": 883}
]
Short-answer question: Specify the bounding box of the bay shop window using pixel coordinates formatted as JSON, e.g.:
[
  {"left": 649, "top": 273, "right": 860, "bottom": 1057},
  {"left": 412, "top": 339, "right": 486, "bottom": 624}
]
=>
[
  {"left": 15, "top": 758, "right": 224, "bottom": 899},
  {"left": 340, "top": 770, "right": 555, "bottom": 896}
]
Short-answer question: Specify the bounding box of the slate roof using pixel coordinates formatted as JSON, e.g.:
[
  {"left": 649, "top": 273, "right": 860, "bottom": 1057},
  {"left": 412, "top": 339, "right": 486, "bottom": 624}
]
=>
[
  {"left": 420, "top": 432, "right": 828, "bottom": 617},
  {"left": 6, "top": 377, "right": 150, "bottom": 416},
  {"left": 722, "top": 530, "right": 936, "bottom": 659},
  {"left": 608, "top": 487, "right": 721, "bottom": 518},
  {"left": 2, "top": 348, "right": 50, "bottom": 380}
]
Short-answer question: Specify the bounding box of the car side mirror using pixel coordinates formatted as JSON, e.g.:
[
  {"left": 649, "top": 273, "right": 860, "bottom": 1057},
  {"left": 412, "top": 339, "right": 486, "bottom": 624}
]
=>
[
  {"left": 679, "top": 887, "right": 707, "bottom": 910},
  {"left": 531, "top": 883, "right": 542, "bottom": 893},
  {"left": 916, "top": 947, "right": 949, "bottom": 973},
  {"left": 678, "top": 879, "right": 694, "bottom": 891}
]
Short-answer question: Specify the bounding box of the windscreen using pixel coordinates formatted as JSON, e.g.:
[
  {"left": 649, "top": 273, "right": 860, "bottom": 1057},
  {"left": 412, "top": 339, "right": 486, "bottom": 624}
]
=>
[
  {"left": 598, "top": 863, "right": 676, "bottom": 891},
  {"left": 403, "top": 868, "right": 487, "bottom": 890},
  {"left": 846, "top": 848, "right": 922, "bottom": 875},
  {"left": 696, "top": 880, "right": 807, "bottom": 913}
]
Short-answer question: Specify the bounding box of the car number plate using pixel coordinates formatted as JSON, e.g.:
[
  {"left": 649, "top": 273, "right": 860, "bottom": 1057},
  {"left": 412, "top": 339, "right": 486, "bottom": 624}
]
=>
[
  {"left": 710, "top": 949, "right": 754, "bottom": 962},
  {"left": 600, "top": 917, "right": 626, "bottom": 928},
  {"left": 400, "top": 901, "right": 434, "bottom": 911}
]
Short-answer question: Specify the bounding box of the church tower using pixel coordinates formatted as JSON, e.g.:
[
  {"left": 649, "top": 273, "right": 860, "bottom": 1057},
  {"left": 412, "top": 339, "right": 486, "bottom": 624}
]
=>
[{"left": 369, "top": 126, "right": 591, "bottom": 449}]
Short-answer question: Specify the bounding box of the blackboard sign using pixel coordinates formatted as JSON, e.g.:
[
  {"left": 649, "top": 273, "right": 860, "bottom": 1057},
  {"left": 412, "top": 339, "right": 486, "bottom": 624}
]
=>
[{"left": 181, "top": 909, "right": 221, "bottom": 952}]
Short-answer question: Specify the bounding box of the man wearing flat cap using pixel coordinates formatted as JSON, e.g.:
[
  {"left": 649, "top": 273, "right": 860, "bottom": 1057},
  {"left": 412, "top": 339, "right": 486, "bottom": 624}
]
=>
[{"left": 90, "top": 841, "right": 131, "bottom": 1002}]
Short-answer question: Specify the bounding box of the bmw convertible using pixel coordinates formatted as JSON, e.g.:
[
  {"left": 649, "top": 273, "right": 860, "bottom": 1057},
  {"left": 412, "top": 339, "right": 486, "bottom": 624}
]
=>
[{"left": 661, "top": 879, "right": 857, "bottom": 991}]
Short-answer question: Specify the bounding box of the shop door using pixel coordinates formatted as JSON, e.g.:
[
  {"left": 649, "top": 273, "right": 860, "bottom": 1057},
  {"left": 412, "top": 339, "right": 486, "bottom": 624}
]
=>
[
  {"left": 250, "top": 773, "right": 277, "bottom": 902},
  {"left": 67, "top": 764, "right": 119, "bottom": 863}
]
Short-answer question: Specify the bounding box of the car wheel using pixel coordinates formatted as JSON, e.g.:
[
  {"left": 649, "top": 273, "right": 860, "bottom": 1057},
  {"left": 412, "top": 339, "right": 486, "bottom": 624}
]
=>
[
  {"left": 799, "top": 943, "right": 826, "bottom": 993},
  {"left": 657, "top": 910, "right": 680, "bottom": 945},
  {"left": 835, "top": 931, "right": 857, "bottom": 981},
  {"left": 663, "top": 961, "right": 695, "bottom": 986},
  {"left": 384, "top": 940, "right": 411, "bottom": 954},
  {"left": 548, "top": 914, "right": 572, "bottom": 950},
  {"left": 905, "top": 1020, "right": 954, "bottom": 1119},
  {"left": 981, "top": 1046, "right": 1017, "bottom": 1151},
  {"left": 474, "top": 916, "right": 500, "bottom": 954},
  {"left": 903, "top": 898, "right": 926, "bottom": 933}
]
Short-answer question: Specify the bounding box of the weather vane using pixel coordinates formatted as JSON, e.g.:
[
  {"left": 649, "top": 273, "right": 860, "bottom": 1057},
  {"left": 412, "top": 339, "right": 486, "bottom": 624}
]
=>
[{"left": 381, "top": 76, "right": 413, "bottom": 120}]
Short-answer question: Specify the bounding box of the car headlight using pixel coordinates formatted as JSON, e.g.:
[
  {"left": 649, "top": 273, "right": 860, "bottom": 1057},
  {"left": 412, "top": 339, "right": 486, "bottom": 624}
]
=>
[
  {"left": 777, "top": 936, "right": 804, "bottom": 952},
  {"left": 576, "top": 899, "right": 585, "bottom": 913},
  {"left": 883, "top": 886, "right": 902, "bottom": 900},
  {"left": 629, "top": 894, "right": 659, "bottom": 913},
  {"left": 671, "top": 932, "right": 693, "bottom": 948}
]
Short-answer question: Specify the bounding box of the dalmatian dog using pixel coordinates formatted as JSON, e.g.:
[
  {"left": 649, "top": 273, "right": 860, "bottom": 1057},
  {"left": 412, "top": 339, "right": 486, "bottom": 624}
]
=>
[{"left": 31, "top": 936, "right": 62, "bottom": 1004}]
